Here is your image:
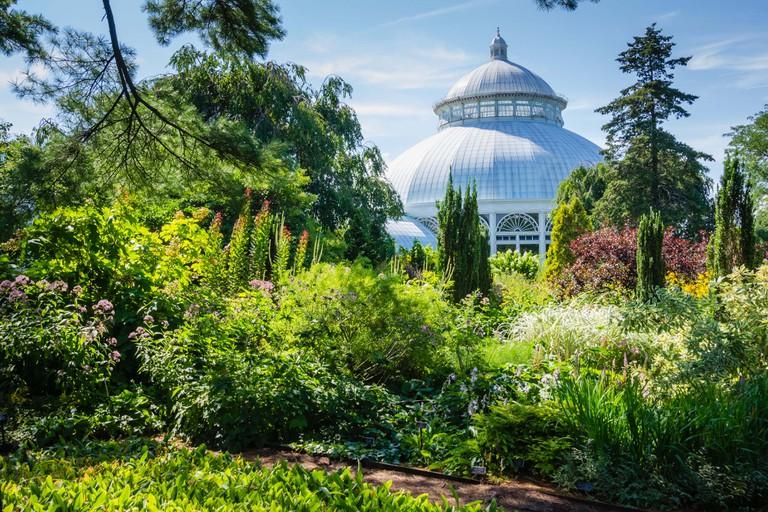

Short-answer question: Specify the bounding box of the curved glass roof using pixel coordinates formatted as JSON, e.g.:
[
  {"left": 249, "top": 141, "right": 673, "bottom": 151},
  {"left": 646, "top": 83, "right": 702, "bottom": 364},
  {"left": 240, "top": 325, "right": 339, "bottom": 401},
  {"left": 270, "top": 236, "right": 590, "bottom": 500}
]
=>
[
  {"left": 386, "top": 217, "right": 438, "bottom": 250},
  {"left": 441, "top": 59, "right": 559, "bottom": 104},
  {"left": 388, "top": 118, "right": 601, "bottom": 205}
]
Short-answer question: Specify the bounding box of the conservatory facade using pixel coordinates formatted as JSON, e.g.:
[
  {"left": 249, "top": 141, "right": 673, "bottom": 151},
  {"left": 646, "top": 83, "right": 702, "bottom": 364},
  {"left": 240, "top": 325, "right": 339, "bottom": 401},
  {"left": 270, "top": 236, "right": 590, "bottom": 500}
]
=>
[{"left": 385, "top": 30, "right": 602, "bottom": 255}]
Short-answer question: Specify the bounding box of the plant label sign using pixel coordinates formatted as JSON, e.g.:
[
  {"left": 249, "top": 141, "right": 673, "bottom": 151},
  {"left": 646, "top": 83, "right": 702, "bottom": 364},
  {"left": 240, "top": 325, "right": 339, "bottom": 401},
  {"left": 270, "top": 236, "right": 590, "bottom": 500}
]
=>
[{"left": 471, "top": 466, "right": 487, "bottom": 476}]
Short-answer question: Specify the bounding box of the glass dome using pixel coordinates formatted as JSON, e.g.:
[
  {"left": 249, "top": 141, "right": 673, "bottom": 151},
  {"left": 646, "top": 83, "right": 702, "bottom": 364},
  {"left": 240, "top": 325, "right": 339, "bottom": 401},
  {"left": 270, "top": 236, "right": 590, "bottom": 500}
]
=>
[{"left": 386, "top": 30, "right": 602, "bottom": 255}]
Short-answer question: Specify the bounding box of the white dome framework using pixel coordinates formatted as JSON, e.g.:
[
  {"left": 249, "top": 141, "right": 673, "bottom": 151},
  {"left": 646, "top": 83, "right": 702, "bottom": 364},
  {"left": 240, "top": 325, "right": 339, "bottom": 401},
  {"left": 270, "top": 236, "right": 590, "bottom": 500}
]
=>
[{"left": 386, "top": 30, "right": 602, "bottom": 256}]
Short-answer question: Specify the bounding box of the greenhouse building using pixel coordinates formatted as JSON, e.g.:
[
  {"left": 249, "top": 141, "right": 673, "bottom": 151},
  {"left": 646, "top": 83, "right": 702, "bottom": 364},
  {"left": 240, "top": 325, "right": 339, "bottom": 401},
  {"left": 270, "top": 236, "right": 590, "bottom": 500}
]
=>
[{"left": 386, "top": 29, "right": 602, "bottom": 255}]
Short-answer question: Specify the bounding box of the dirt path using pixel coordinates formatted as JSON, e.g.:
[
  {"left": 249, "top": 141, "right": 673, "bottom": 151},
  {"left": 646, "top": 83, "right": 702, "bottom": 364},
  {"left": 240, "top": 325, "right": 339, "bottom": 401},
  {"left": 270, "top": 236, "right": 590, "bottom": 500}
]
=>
[{"left": 239, "top": 448, "right": 643, "bottom": 512}]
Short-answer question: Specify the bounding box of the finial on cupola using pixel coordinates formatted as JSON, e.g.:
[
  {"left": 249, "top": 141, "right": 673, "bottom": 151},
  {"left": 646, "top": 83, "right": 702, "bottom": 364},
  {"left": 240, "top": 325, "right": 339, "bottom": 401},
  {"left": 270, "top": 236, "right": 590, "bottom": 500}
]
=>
[{"left": 490, "top": 28, "right": 508, "bottom": 61}]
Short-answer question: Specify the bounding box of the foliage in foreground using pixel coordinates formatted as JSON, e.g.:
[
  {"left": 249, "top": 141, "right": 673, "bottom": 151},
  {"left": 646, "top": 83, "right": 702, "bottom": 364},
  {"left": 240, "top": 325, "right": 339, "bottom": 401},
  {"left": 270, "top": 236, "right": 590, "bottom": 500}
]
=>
[{"left": 0, "top": 441, "right": 495, "bottom": 511}]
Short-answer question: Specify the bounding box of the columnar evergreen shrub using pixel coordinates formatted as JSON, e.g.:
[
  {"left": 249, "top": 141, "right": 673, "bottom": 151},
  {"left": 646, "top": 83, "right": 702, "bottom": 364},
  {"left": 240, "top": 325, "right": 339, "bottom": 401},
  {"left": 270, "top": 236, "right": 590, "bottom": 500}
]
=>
[
  {"left": 636, "top": 209, "right": 665, "bottom": 301},
  {"left": 713, "top": 159, "right": 756, "bottom": 275},
  {"left": 544, "top": 197, "right": 591, "bottom": 280},
  {"left": 437, "top": 177, "right": 491, "bottom": 301}
]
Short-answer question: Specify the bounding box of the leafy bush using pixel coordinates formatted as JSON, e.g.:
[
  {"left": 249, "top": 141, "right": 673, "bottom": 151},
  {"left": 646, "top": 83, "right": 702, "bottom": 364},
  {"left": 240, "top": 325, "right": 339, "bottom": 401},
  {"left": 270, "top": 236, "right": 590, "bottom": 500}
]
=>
[
  {"left": 489, "top": 250, "right": 539, "bottom": 280},
  {"left": 498, "top": 302, "right": 654, "bottom": 371},
  {"left": 273, "top": 262, "right": 457, "bottom": 385},
  {"left": 0, "top": 276, "right": 118, "bottom": 403},
  {"left": 1, "top": 441, "right": 495, "bottom": 511},
  {"left": 475, "top": 402, "right": 571, "bottom": 477},
  {"left": 136, "top": 291, "right": 389, "bottom": 450}
]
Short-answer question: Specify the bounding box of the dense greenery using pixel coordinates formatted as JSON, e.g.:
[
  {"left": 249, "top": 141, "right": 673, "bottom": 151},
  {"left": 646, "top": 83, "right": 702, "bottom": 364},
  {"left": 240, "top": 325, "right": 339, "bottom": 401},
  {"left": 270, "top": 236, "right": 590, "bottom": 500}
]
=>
[
  {"left": 1, "top": 441, "right": 494, "bottom": 511},
  {"left": 3, "top": 2, "right": 768, "bottom": 511}
]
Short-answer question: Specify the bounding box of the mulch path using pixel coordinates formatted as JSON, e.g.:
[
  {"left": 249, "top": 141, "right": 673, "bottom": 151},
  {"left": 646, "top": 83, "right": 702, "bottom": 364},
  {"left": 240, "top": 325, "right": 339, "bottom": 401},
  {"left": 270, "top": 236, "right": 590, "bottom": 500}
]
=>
[{"left": 238, "top": 447, "right": 645, "bottom": 512}]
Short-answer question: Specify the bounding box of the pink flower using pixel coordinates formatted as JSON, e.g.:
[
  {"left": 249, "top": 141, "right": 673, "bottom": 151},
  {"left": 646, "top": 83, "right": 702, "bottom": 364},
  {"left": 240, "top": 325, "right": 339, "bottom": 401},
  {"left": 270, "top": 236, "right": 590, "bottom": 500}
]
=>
[
  {"left": 71, "top": 285, "right": 83, "bottom": 296},
  {"left": 143, "top": 315, "right": 154, "bottom": 324},
  {"left": 110, "top": 351, "right": 121, "bottom": 362},
  {"left": 93, "top": 299, "right": 114, "bottom": 313},
  {"left": 107, "top": 337, "right": 118, "bottom": 347},
  {"left": 14, "top": 275, "right": 30, "bottom": 286},
  {"left": 249, "top": 280, "right": 275, "bottom": 292},
  {"left": 0, "top": 280, "right": 12, "bottom": 291}
]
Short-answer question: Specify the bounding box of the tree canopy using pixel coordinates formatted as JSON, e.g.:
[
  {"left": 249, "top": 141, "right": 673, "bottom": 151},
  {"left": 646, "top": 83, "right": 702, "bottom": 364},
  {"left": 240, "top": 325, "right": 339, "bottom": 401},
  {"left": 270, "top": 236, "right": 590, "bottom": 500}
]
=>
[{"left": 594, "top": 24, "right": 712, "bottom": 233}]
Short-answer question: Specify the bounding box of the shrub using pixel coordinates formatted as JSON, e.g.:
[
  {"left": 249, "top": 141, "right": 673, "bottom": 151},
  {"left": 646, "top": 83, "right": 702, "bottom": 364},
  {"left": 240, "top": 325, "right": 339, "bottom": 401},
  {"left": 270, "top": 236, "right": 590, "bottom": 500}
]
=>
[
  {"left": 489, "top": 249, "right": 539, "bottom": 280},
  {"left": 559, "top": 226, "right": 707, "bottom": 295},
  {"left": 0, "top": 276, "right": 117, "bottom": 403},
  {"left": 273, "top": 263, "right": 457, "bottom": 385},
  {"left": 136, "top": 291, "right": 388, "bottom": 449},
  {"left": 475, "top": 402, "right": 571, "bottom": 477}
]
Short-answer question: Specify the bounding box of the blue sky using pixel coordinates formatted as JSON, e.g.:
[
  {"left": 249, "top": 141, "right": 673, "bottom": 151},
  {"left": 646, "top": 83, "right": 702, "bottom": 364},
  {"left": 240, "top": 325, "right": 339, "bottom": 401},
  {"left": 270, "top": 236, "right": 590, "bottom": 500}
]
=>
[{"left": 3, "top": 0, "right": 768, "bottom": 182}]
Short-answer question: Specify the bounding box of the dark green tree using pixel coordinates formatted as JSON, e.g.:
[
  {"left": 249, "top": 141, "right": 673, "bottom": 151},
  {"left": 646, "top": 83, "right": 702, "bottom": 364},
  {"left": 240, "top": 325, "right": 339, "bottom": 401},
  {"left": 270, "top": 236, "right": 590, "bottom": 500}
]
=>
[
  {"left": 636, "top": 209, "right": 665, "bottom": 301},
  {"left": 713, "top": 159, "right": 756, "bottom": 276},
  {"left": 437, "top": 178, "right": 490, "bottom": 301},
  {"left": 13, "top": 0, "right": 286, "bottom": 180},
  {"left": 727, "top": 105, "right": 768, "bottom": 242},
  {"left": 595, "top": 24, "right": 712, "bottom": 233},
  {"left": 0, "top": 0, "right": 53, "bottom": 59},
  {"left": 727, "top": 104, "right": 768, "bottom": 189}
]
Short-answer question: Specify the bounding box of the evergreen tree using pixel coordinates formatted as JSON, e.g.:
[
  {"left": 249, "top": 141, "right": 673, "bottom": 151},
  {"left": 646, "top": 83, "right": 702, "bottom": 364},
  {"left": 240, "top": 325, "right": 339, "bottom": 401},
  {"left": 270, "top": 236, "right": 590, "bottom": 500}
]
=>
[
  {"left": 713, "top": 159, "right": 756, "bottom": 276},
  {"left": 544, "top": 197, "right": 591, "bottom": 280},
  {"left": 437, "top": 178, "right": 490, "bottom": 301},
  {"left": 595, "top": 24, "right": 712, "bottom": 233},
  {"left": 636, "top": 209, "right": 665, "bottom": 301},
  {"left": 437, "top": 174, "right": 461, "bottom": 277}
]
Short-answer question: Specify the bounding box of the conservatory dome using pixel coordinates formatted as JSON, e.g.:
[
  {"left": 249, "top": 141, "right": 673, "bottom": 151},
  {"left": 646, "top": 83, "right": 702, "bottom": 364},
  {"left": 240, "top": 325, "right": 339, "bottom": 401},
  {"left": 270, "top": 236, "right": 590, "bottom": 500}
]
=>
[{"left": 386, "top": 29, "right": 602, "bottom": 256}]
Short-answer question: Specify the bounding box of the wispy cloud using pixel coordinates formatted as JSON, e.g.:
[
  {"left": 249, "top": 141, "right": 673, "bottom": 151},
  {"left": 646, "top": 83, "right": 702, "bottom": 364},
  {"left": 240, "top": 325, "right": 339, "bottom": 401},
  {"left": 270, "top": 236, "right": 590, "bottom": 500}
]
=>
[
  {"left": 379, "top": 0, "right": 489, "bottom": 28},
  {"left": 302, "top": 40, "right": 470, "bottom": 90},
  {"left": 349, "top": 101, "right": 432, "bottom": 118},
  {"left": 656, "top": 10, "right": 680, "bottom": 22},
  {"left": 687, "top": 34, "right": 768, "bottom": 90}
]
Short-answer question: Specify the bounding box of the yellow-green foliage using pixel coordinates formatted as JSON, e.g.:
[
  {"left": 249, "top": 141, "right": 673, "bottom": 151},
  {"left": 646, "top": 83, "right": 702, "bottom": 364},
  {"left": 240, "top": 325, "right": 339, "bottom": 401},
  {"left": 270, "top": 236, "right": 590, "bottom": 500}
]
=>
[
  {"left": 1, "top": 442, "right": 494, "bottom": 511},
  {"left": 544, "top": 197, "right": 590, "bottom": 281}
]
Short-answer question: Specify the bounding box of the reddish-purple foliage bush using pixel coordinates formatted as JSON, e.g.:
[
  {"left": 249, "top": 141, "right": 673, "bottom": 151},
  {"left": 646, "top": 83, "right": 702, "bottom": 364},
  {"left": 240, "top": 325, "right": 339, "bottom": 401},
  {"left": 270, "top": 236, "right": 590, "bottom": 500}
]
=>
[{"left": 557, "top": 227, "right": 708, "bottom": 295}]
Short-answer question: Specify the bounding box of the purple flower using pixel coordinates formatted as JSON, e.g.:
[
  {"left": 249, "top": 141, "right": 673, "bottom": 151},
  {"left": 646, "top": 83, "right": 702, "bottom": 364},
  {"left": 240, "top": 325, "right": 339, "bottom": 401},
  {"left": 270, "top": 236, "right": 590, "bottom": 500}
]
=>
[
  {"left": 14, "top": 275, "right": 30, "bottom": 286},
  {"left": 8, "top": 289, "right": 27, "bottom": 302},
  {"left": 110, "top": 351, "right": 121, "bottom": 362},
  {"left": 143, "top": 315, "right": 154, "bottom": 324},
  {"left": 107, "top": 337, "right": 118, "bottom": 347},
  {"left": 0, "top": 280, "right": 12, "bottom": 291},
  {"left": 249, "top": 279, "right": 275, "bottom": 292},
  {"left": 77, "top": 306, "right": 87, "bottom": 313},
  {"left": 71, "top": 285, "right": 83, "bottom": 296},
  {"left": 420, "top": 324, "right": 430, "bottom": 333},
  {"left": 94, "top": 299, "right": 114, "bottom": 313}
]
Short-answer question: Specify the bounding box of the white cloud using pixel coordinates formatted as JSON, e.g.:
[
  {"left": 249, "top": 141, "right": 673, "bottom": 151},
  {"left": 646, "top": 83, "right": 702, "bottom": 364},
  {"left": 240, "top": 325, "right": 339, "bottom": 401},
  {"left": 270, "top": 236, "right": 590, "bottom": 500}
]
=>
[
  {"left": 379, "top": 0, "right": 490, "bottom": 28},
  {"left": 656, "top": 10, "right": 680, "bottom": 21},
  {"left": 303, "top": 45, "right": 469, "bottom": 90},
  {"left": 349, "top": 102, "right": 431, "bottom": 118},
  {"left": 687, "top": 35, "right": 768, "bottom": 91}
]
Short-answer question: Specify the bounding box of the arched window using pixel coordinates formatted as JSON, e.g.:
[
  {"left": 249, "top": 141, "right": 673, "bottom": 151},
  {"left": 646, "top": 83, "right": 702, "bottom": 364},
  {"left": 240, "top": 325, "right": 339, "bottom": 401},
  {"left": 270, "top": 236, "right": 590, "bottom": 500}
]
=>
[
  {"left": 496, "top": 213, "right": 538, "bottom": 233},
  {"left": 418, "top": 217, "right": 439, "bottom": 235}
]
